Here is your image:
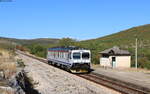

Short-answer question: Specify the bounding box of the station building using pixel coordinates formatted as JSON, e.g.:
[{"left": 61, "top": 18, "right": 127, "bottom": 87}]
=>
[{"left": 99, "top": 46, "right": 131, "bottom": 68}]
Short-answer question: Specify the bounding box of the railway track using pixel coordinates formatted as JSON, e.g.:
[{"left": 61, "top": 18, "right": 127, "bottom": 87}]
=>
[
  {"left": 77, "top": 73, "right": 149, "bottom": 94},
  {"left": 17, "top": 51, "right": 150, "bottom": 94}
]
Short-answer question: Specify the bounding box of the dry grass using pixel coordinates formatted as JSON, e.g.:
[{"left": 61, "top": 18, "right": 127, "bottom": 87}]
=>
[
  {"left": 0, "top": 49, "right": 16, "bottom": 79},
  {"left": 0, "top": 49, "right": 17, "bottom": 94}
]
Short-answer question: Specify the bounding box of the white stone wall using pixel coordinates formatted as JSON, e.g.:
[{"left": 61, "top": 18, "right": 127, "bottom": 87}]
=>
[
  {"left": 100, "top": 56, "right": 131, "bottom": 68},
  {"left": 115, "top": 56, "right": 131, "bottom": 68}
]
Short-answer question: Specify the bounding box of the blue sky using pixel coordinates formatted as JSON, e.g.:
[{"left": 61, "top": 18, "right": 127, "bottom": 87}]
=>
[{"left": 0, "top": 0, "right": 150, "bottom": 40}]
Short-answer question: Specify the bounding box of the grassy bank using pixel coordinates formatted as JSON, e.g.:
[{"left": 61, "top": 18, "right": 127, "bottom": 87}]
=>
[{"left": 0, "top": 49, "right": 16, "bottom": 79}]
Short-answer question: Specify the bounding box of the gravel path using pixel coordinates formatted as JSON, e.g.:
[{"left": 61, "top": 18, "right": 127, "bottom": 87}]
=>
[{"left": 18, "top": 53, "right": 120, "bottom": 94}]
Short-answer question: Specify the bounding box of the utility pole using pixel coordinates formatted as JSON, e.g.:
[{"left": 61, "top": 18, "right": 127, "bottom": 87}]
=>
[{"left": 135, "top": 38, "right": 138, "bottom": 69}]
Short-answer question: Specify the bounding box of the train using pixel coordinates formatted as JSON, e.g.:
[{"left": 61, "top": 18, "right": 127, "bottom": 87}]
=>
[{"left": 47, "top": 46, "right": 91, "bottom": 73}]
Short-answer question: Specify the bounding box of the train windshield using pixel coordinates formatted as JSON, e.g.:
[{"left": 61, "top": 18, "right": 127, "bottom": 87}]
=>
[
  {"left": 82, "top": 52, "right": 90, "bottom": 59},
  {"left": 73, "top": 52, "right": 81, "bottom": 59}
]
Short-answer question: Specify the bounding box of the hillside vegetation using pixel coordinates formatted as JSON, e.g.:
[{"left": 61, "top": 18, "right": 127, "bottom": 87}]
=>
[
  {"left": 77, "top": 24, "right": 150, "bottom": 69},
  {"left": 1, "top": 24, "right": 150, "bottom": 69},
  {"left": 0, "top": 37, "right": 60, "bottom": 57}
]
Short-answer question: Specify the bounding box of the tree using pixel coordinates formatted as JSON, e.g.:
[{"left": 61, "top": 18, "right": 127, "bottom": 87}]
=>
[{"left": 58, "top": 38, "right": 76, "bottom": 47}]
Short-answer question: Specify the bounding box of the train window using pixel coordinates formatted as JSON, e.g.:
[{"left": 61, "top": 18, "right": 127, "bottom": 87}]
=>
[
  {"left": 82, "top": 52, "right": 89, "bottom": 59},
  {"left": 73, "top": 52, "right": 80, "bottom": 59}
]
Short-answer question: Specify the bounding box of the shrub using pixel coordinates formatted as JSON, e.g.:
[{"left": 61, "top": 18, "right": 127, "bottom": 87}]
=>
[{"left": 17, "top": 59, "right": 25, "bottom": 68}]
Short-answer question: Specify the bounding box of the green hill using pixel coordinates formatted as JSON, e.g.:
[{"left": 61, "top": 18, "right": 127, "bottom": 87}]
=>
[
  {"left": 78, "top": 24, "right": 150, "bottom": 69},
  {"left": 1, "top": 24, "right": 150, "bottom": 69}
]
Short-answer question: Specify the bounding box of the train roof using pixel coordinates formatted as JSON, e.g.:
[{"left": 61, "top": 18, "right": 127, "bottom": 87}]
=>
[{"left": 48, "top": 46, "right": 88, "bottom": 51}]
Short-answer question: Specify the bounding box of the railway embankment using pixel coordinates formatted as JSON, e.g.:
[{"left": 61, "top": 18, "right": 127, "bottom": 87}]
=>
[
  {"left": 17, "top": 51, "right": 120, "bottom": 94},
  {"left": 0, "top": 49, "right": 39, "bottom": 94}
]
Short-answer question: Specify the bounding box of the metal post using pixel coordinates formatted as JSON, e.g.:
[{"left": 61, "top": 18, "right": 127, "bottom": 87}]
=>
[{"left": 135, "top": 38, "right": 138, "bottom": 69}]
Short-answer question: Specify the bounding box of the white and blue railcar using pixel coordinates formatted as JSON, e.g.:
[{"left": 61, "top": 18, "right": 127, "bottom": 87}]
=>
[{"left": 47, "top": 46, "right": 91, "bottom": 73}]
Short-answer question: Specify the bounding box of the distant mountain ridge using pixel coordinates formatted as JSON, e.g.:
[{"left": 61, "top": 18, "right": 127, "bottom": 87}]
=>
[{"left": 0, "top": 37, "right": 60, "bottom": 45}]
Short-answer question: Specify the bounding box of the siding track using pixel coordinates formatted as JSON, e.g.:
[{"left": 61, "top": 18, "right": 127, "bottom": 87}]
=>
[{"left": 77, "top": 73, "right": 149, "bottom": 94}]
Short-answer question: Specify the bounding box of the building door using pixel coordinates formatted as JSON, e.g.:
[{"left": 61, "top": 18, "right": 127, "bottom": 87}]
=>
[{"left": 112, "top": 57, "right": 116, "bottom": 68}]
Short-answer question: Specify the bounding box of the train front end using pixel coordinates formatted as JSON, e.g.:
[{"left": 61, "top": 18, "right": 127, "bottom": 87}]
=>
[{"left": 70, "top": 50, "right": 91, "bottom": 73}]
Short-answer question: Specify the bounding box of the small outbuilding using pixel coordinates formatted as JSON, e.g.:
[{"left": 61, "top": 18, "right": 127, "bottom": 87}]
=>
[{"left": 99, "top": 46, "right": 131, "bottom": 68}]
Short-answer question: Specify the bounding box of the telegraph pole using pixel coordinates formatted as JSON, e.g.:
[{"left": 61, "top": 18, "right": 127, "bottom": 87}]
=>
[{"left": 135, "top": 38, "right": 138, "bottom": 69}]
